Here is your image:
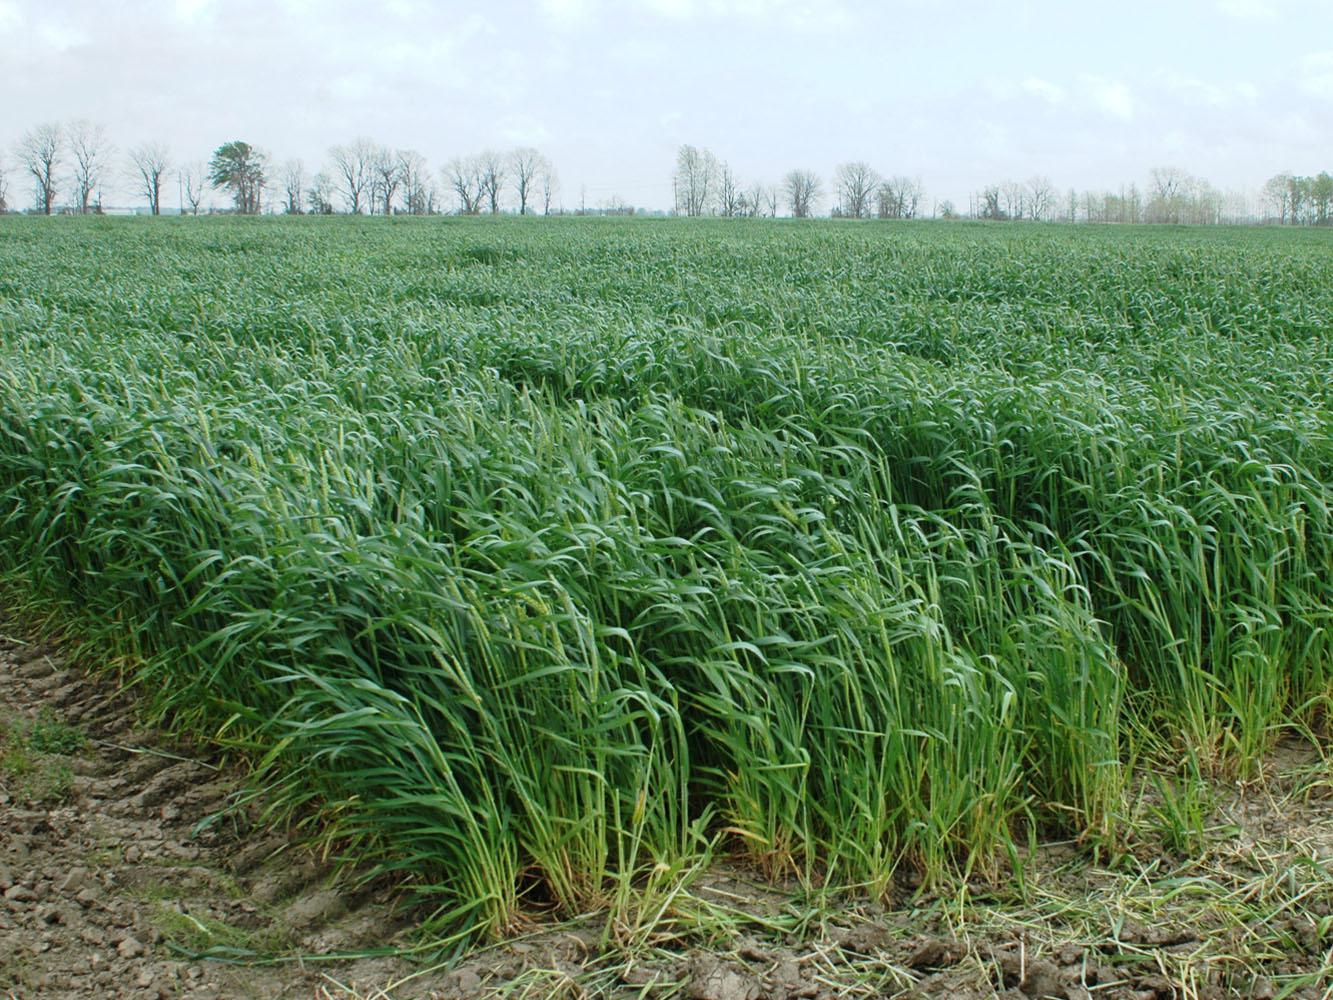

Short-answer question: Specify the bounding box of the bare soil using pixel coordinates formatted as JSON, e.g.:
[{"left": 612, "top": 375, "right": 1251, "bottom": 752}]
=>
[
  {"left": 0, "top": 629, "right": 429, "bottom": 999},
  {"left": 3, "top": 626, "right": 1331, "bottom": 999}
]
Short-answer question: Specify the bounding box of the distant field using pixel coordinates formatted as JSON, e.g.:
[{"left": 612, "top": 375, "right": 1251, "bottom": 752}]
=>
[{"left": 1, "top": 216, "right": 1331, "bottom": 941}]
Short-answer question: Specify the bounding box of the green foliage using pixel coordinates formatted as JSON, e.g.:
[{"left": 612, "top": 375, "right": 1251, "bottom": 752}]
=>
[
  {"left": 0, "top": 711, "right": 82, "bottom": 803},
  {"left": 0, "top": 216, "right": 1330, "bottom": 941},
  {"left": 207, "top": 141, "right": 265, "bottom": 214},
  {"left": 27, "top": 708, "right": 87, "bottom": 755}
]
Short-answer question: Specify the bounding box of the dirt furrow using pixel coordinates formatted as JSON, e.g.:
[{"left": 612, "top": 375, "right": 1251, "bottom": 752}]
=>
[{"left": 0, "top": 630, "right": 423, "bottom": 999}]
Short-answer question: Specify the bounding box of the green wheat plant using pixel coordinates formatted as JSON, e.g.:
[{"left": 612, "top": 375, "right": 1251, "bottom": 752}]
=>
[{"left": 0, "top": 215, "right": 1329, "bottom": 940}]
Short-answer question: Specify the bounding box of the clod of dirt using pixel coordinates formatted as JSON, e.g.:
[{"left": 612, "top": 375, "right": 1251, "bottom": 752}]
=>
[
  {"left": 766, "top": 955, "right": 818, "bottom": 1000},
  {"left": 835, "top": 920, "right": 896, "bottom": 954},
  {"left": 1110, "top": 921, "right": 1199, "bottom": 952},
  {"left": 737, "top": 937, "right": 775, "bottom": 962},
  {"left": 907, "top": 936, "right": 966, "bottom": 969},
  {"left": 621, "top": 961, "right": 667, "bottom": 987},
  {"left": 687, "top": 954, "right": 763, "bottom": 1000},
  {"left": 1017, "top": 959, "right": 1063, "bottom": 998},
  {"left": 441, "top": 967, "right": 484, "bottom": 996},
  {"left": 1135, "top": 973, "right": 1176, "bottom": 996},
  {"left": 5, "top": 883, "right": 36, "bottom": 903},
  {"left": 992, "top": 944, "right": 1089, "bottom": 999},
  {"left": 116, "top": 935, "right": 146, "bottom": 958},
  {"left": 283, "top": 888, "right": 348, "bottom": 930}
]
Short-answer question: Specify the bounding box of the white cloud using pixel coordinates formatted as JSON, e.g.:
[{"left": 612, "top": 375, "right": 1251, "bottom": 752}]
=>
[
  {"left": 1083, "top": 77, "right": 1135, "bottom": 121},
  {"left": 538, "top": 0, "right": 847, "bottom": 30},
  {"left": 1159, "top": 73, "right": 1259, "bottom": 108},
  {"left": 641, "top": 0, "right": 695, "bottom": 17},
  {"left": 385, "top": 0, "right": 428, "bottom": 17},
  {"left": 538, "top": 0, "right": 595, "bottom": 26},
  {"left": 975, "top": 120, "right": 1012, "bottom": 156},
  {"left": 172, "top": 0, "right": 217, "bottom": 26},
  {"left": 34, "top": 16, "right": 88, "bottom": 51},
  {"left": 328, "top": 72, "right": 376, "bottom": 102},
  {"left": 0, "top": 0, "right": 22, "bottom": 33},
  {"left": 1302, "top": 52, "right": 1333, "bottom": 100},
  {"left": 499, "top": 115, "right": 551, "bottom": 145},
  {"left": 1021, "top": 77, "right": 1066, "bottom": 106},
  {"left": 707, "top": 0, "right": 850, "bottom": 29},
  {"left": 1217, "top": 0, "right": 1275, "bottom": 18}
]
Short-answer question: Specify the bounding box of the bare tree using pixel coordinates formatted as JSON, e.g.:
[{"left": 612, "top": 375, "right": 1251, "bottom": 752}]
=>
[
  {"left": 877, "top": 176, "right": 924, "bottom": 219},
  {"left": 68, "top": 121, "right": 113, "bottom": 214},
  {"left": 308, "top": 171, "right": 335, "bottom": 214},
  {"left": 718, "top": 161, "right": 744, "bottom": 217},
  {"left": 1287, "top": 175, "right": 1311, "bottom": 225},
  {"left": 1080, "top": 190, "right": 1099, "bottom": 224},
  {"left": 16, "top": 123, "right": 62, "bottom": 214},
  {"left": 1126, "top": 183, "right": 1142, "bottom": 223},
  {"left": 0, "top": 157, "right": 9, "bottom": 213},
  {"left": 835, "top": 161, "right": 879, "bottom": 219},
  {"left": 1026, "top": 175, "right": 1054, "bottom": 221},
  {"left": 445, "top": 156, "right": 484, "bottom": 214},
  {"left": 1262, "top": 177, "right": 1290, "bottom": 224},
  {"left": 1149, "top": 166, "right": 1186, "bottom": 203},
  {"left": 539, "top": 160, "right": 559, "bottom": 215},
  {"left": 329, "top": 138, "right": 376, "bottom": 214},
  {"left": 978, "top": 186, "right": 1005, "bottom": 220},
  {"left": 745, "top": 181, "right": 773, "bottom": 218},
  {"left": 784, "top": 169, "right": 821, "bottom": 218},
  {"left": 510, "top": 147, "right": 550, "bottom": 216},
  {"left": 1194, "top": 178, "right": 1223, "bottom": 225},
  {"left": 478, "top": 149, "right": 506, "bottom": 215},
  {"left": 398, "top": 150, "right": 433, "bottom": 215},
  {"left": 180, "top": 163, "right": 206, "bottom": 215},
  {"left": 1000, "top": 181, "right": 1026, "bottom": 221},
  {"left": 673, "top": 145, "right": 720, "bottom": 216},
  {"left": 1148, "top": 166, "right": 1190, "bottom": 224},
  {"left": 128, "top": 142, "right": 171, "bottom": 215},
  {"left": 281, "top": 159, "right": 306, "bottom": 214},
  {"left": 372, "top": 146, "right": 402, "bottom": 216},
  {"left": 1312, "top": 172, "right": 1333, "bottom": 227}
]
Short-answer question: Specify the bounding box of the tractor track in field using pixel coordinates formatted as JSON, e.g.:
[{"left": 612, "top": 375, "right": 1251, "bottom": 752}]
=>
[{"left": 0, "top": 626, "right": 436, "bottom": 1000}]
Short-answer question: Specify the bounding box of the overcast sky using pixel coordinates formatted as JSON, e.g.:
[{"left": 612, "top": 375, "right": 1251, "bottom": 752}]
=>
[{"left": 3, "top": 0, "right": 1332, "bottom": 211}]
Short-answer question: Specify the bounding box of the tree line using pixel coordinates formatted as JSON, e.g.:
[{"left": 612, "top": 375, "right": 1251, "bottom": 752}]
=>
[
  {"left": 671, "top": 146, "right": 925, "bottom": 220},
  {"left": 966, "top": 168, "right": 1331, "bottom": 226},
  {"left": 1262, "top": 172, "right": 1333, "bottom": 226},
  {"left": 673, "top": 145, "right": 1333, "bottom": 226},
  {"left": 3, "top": 121, "right": 1330, "bottom": 225},
  {"left": 972, "top": 168, "right": 1304, "bottom": 226},
  {"left": 7, "top": 121, "right": 201, "bottom": 216},
  {"left": 2, "top": 121, "right": 559, "bottom": 217}
]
